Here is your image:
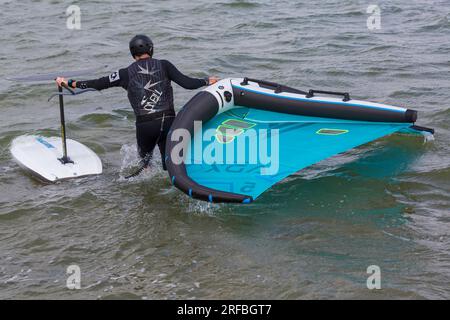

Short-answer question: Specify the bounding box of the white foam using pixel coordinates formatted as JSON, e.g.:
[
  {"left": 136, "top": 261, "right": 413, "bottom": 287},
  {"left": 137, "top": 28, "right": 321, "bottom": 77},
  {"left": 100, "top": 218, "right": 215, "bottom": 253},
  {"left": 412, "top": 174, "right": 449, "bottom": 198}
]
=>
[{"left": 118, "top": 143, "right": 164, "bottom": 182}]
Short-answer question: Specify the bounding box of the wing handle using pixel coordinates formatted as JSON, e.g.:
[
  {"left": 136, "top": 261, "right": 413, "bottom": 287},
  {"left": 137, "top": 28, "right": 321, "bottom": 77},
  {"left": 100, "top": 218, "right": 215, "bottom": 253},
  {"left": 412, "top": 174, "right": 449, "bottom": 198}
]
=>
[{"left": 306, "top": 89, "right": 351, "bottom": 102}]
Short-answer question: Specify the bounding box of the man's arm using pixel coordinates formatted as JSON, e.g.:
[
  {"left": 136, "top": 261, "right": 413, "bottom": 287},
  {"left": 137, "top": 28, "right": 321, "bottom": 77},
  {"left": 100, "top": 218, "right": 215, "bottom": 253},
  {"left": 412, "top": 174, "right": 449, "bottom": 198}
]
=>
[
  {"left": 56, "top": 69, "right": 128, "bottom": 90},
  {"left": 162, "top": 60, "right": 217, "bottom": 89},
  {"left": 75, "top": 69, "right": 128, "bottom": 90}
]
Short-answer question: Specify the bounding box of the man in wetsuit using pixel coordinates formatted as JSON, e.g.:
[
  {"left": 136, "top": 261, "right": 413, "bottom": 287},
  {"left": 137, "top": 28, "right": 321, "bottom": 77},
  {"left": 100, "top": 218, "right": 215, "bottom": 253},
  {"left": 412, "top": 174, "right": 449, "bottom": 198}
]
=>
[{"left": 56, "top": 34, "right": 218, "bottom": 172}]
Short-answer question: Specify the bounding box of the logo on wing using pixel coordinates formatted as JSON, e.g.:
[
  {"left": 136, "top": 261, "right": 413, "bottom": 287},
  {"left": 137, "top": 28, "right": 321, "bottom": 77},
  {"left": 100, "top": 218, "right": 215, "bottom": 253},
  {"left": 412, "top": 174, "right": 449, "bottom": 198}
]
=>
[{"left": 215, "top": 119, "right": 256, "bottom": 144}]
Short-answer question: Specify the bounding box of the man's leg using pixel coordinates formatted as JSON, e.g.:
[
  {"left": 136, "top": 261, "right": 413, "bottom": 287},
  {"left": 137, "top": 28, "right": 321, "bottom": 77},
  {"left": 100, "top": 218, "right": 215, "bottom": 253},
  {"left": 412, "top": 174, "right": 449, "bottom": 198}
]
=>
[
  {"left": 157, "top": 116, "right": 175, "bottom": 171},
  {"left": 136, "top": 119, "right": 162, "bottom": 163}
]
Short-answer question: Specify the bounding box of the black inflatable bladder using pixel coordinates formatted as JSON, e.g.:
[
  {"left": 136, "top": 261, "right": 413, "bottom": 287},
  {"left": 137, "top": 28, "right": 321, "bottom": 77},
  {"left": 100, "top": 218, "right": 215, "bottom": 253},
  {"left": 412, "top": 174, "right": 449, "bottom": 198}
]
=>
[{"left": 165, "top": 91, "right": 251, "bottom": 203}]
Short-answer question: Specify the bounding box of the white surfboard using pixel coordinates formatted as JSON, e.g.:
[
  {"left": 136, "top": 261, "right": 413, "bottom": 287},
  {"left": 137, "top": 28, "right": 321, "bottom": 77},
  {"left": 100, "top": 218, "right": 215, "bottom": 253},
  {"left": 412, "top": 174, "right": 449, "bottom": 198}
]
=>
[{"left": 10, "top": 135, "right": 102, "bottom": 182}]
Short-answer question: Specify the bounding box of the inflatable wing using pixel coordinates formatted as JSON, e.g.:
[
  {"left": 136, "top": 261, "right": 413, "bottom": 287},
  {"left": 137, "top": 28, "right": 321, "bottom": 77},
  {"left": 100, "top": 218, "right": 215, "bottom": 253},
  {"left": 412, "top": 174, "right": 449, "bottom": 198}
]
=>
[{"left": 165, "top": 78, "right": 433, "bottom": 203}]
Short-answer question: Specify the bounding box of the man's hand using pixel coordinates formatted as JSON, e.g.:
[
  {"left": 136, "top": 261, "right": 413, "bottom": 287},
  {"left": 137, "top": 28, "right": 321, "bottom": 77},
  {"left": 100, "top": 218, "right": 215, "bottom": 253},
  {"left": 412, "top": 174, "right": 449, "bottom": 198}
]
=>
[
  {"left": 56, "top": 77, "right": 76, "bottom": 88},
  {"left": 55, "top": 77, "right": 67, "bottom": 87},
  {"left": 208, "top": 76, "right": 220, "bottom": 85}
]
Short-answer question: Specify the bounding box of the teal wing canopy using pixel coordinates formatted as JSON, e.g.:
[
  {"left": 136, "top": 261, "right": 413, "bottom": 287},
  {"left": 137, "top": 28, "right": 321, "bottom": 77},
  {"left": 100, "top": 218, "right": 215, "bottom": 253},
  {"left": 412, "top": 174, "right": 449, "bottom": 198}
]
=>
[{"left": 184, "top": 107, "right": 411, "bottom": 200}]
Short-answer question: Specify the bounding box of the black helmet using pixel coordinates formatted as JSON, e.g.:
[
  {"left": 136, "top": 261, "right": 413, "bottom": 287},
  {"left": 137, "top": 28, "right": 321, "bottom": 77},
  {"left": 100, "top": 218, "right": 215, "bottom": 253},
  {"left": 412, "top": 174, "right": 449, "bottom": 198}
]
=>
[{"left": 129, "top": 34, "right": 153, "bottom": 58}]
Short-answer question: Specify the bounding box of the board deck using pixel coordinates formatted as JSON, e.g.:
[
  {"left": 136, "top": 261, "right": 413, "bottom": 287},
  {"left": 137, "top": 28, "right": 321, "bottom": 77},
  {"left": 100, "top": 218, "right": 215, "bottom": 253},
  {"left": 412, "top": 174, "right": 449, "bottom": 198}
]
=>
[{"left": 10, "top": 135, "right": 102, "bottom": 182}]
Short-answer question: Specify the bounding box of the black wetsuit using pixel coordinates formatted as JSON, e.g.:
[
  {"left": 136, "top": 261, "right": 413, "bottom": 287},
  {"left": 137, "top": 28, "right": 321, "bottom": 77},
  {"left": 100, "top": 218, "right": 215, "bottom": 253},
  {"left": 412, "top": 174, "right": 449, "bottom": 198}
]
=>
[{"left": 76, "top": 58, "right": 207, "bottom": 169}]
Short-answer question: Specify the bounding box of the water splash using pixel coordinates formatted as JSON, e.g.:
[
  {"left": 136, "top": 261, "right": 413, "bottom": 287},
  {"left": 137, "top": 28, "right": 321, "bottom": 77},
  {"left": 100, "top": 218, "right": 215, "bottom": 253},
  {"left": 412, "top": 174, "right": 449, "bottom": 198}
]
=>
[
  {"left": 422, "top": 131, "right": 435, "bottom": 144},
  {"left": 177, "top": 193, "right": 222, "bottom": 215},
  {"left": 117, "top": 144, "right": 164, "bottom": 182}
]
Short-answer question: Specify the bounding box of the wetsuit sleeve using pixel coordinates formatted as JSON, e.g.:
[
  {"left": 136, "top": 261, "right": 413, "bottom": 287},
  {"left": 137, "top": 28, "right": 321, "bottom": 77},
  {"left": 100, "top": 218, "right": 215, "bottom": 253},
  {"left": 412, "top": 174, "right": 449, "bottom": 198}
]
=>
[
  {"left": 162, "top": 60, "right": 208, "bottom": 89},
  {"left": 76, "top": 68, "right": 129, "bottom": 90}
]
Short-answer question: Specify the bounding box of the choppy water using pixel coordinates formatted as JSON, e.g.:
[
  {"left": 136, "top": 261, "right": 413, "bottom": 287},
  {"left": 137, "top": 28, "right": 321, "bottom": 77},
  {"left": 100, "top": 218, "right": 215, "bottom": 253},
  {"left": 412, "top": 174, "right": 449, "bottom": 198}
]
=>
[{"left": 0, "top": 0, "right": 449, "bottom": 299}]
